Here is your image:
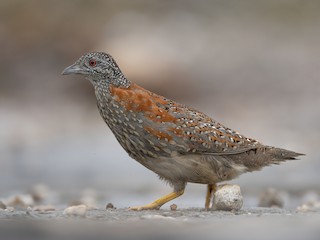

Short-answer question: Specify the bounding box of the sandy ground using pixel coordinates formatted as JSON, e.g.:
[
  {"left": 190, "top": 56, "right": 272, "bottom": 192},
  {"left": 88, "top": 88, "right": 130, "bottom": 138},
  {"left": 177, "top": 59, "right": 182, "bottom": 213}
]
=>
[{"left": 1, "top": 207, "right": 319, "bottom": 240}]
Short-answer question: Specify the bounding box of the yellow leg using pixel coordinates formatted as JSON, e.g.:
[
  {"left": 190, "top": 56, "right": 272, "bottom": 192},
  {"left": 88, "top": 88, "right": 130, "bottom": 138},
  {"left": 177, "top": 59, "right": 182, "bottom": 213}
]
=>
[
  {"left": 205, "top": 184, "right": 216, "bottom": 210},
  {"left": 130, "top": 189, "right": 184, "bottom": 211}
]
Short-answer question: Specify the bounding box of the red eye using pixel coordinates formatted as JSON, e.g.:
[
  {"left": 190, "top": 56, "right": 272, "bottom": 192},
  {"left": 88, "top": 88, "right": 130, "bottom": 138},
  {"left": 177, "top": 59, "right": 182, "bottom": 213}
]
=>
[{"left": 89, "top": 59, "right": 96, "bottom": 67}]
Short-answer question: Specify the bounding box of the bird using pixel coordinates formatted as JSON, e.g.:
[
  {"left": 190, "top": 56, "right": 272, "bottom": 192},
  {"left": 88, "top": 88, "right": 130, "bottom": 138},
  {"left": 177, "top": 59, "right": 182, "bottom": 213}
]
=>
[{"left": 62, "top": 52, "right": 304, "bottom": 211}]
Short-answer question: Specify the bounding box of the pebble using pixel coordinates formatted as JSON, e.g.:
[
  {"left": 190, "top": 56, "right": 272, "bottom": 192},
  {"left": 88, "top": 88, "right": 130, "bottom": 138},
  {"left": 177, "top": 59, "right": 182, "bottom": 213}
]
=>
[
  {"left": 258, "top": 188, "right": 284, "bottom": 208},
  {"left": 212, "top": 184, "right": 243, "bottom": 211},
  {"left": 106, "top": 203, "right": 115, "bottom": 209},
  {"left": 0, "top": 201, "right": 6, "bottom": 209},
  {"left": 63, "top": 204, "right": 87, "bottom": 217},
  {"left": 170, "top": 204, "right": 177, "bottom": 211}
]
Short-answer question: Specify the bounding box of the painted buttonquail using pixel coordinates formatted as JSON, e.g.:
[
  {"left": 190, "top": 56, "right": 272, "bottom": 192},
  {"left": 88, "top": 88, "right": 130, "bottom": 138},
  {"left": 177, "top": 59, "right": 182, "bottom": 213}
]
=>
[{"left": 62, "top": 52, "right": 304, "bottom": 210}]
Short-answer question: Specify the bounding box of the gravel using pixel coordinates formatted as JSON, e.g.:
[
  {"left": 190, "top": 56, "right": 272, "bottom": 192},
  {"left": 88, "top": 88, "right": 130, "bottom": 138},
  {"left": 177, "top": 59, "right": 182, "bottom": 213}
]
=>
[
  {"left": 1, "top": 185, "right": 319, "bottom": 239},
  {"left": 0, "top": 207, "right": 319, "bottom": 240}
]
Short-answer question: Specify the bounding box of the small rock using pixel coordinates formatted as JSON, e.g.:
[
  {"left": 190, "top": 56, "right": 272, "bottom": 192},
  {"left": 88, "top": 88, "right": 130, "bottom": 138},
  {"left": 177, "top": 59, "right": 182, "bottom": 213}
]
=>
[
  {"left": 170, "top": 204, "right": 177, "bottom": 211},
  {"left": 106, "top": 203, "right": 115, "bottom": 209},
  {"left": 63, "top": 204, "right": 87, "bottom": 217},
  {"left": 0, "top": 201, "right": 6, "bottom": 209},
  {"left": 26, "top": 206, "right": 32, "bottom": 212},
  {"left": 258, "top": 188, "right": 284, "bottom": 208},
  {"left": 212, "top": 184, "right": 243, "bottom": 211},
  {"left": 297, "top": 201, "right": 320, "bottom": 212}
]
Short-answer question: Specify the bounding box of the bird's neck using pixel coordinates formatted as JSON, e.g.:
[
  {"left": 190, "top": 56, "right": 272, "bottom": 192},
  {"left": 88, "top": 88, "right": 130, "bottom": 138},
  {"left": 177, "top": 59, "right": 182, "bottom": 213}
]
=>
[{"left": 92, "top": 76, "right": 131, "bottom": 105}]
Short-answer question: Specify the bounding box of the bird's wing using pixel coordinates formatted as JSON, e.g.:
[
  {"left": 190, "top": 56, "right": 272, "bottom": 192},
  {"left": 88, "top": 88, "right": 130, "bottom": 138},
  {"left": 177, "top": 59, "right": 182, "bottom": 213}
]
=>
[
  {"left": 159, "top": 101, "right": 261, "bottom": 156},
  {"left": 110, "top": 83, "right": 260, "bottom": 156}
]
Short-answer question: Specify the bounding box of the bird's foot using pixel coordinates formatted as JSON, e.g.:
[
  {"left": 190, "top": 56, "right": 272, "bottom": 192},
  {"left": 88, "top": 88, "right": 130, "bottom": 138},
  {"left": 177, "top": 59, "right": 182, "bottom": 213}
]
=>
[
  {"left": 129, "top": 203, "right": 161, "bottom": 211},
  {"left": 129, "top": 190, "right": 185, "bottom": 211}
]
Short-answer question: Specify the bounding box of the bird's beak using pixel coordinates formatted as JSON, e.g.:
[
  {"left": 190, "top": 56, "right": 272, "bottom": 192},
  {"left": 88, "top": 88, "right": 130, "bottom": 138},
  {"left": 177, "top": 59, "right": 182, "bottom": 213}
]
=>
[{"left": 62, "top": 62, "right": 86, "bottom": 75}]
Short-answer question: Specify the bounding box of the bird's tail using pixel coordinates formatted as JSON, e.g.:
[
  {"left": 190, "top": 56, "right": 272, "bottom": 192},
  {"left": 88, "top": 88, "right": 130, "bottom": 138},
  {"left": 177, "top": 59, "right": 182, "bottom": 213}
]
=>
[
  {"left": 266, "top": 147, "right": 304, "bottom": 164},
  {"left": 230, "top": 146, "right": 305, "bottom": 172}
]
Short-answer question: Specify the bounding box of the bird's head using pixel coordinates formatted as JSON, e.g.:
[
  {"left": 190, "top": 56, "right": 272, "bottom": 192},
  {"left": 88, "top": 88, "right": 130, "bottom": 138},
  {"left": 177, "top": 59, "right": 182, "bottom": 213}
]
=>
[{"left": 62, "top": 52, "right": 130, "bottom": 87}]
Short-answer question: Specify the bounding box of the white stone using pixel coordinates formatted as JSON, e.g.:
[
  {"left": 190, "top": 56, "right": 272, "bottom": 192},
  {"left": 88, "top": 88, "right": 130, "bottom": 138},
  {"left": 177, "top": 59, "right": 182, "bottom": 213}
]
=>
[
  {"left": 63, "top": 204, "right": 87, "bottom": 217},
  {"left": 212, "top": 184, "right": 243, "bottom": 211}
]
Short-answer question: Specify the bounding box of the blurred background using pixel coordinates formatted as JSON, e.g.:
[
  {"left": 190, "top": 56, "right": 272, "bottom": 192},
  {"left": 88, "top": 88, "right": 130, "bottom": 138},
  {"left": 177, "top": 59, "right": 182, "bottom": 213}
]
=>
[{"left": 0, "top": 0, "right": 319, "bottom": 208}]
